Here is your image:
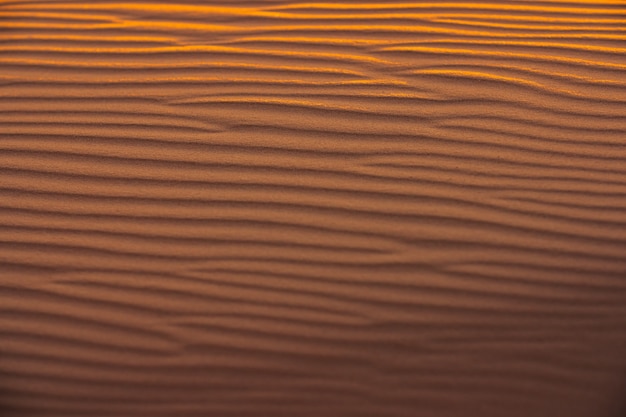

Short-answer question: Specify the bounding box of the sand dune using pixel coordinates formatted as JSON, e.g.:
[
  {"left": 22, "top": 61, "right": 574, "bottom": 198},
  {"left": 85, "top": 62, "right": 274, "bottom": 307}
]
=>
[{"left": 1, "top": 1, "right": 625, "bottom": 416}]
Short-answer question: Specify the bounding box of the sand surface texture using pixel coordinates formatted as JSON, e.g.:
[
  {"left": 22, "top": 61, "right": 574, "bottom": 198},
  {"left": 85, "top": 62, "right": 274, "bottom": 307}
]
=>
[{"left": 1, "top": 1, "right": 626, "bottom": 416}]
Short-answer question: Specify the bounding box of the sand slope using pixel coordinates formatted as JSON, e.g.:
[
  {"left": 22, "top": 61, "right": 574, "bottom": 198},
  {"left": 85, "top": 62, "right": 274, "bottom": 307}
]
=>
[{"left": 1, "top": 1, "right": 625, "bottom": 416}]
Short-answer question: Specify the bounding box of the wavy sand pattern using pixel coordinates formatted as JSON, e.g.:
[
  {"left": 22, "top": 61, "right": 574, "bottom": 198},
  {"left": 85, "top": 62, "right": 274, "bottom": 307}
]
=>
[{"left": 1, "top": 1, "right": 626, "bottom": 416}]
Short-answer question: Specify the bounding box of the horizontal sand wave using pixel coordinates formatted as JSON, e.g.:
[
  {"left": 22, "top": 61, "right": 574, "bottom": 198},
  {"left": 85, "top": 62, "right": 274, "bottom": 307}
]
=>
[{"left": 1, "top": 1, "right": 625, "bottom": 416}]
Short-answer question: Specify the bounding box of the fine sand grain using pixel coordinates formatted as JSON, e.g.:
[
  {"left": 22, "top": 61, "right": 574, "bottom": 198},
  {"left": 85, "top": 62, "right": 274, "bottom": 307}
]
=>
[{"left": 1, "top": 1, "right": 625, "bottom": 416}]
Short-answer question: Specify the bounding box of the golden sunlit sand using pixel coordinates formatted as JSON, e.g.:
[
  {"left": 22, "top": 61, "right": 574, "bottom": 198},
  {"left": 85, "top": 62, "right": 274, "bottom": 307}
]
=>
[{"left": 0, "top": 1, "right": 625, "bottom": 416}]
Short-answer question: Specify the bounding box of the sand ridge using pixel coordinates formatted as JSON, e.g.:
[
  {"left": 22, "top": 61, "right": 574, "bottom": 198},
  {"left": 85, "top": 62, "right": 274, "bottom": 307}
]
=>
[{"left": 1, "top": 1, "right": 625, "bottom": 416}]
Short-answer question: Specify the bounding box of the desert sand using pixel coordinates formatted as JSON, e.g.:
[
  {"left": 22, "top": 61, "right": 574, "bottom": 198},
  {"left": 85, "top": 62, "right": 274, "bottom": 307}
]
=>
[{"left": 1, "top": 1, "right": 625, "bottom": 416}]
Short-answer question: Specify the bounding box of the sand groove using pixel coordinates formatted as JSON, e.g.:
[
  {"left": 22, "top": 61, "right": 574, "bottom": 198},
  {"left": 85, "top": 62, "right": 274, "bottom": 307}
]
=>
[{"left": 1, "top": 1, "right": 625, "bottom": 416}]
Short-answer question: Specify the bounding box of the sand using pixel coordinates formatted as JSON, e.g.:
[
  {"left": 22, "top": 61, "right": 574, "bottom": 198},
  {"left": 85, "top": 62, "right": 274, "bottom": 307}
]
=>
[{"left": 1, "top": 1, "right": 625, "bottom": 416}]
